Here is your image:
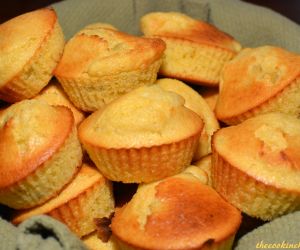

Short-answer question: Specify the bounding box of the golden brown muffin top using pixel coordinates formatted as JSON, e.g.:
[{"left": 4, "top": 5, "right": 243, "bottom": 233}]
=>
[
  {"left": 215, "top": 46, "right": 300, "bottom": 121},
  {"left": 54, "top": 26, "right": 165, "bottom": 78},
  {"left": 140, "top": 12, "right": 241, "bottom": 53},
  {"left": 0, "top": 100, "right": 74, "bottom": 189},
  {"left": 0, "top": 8, "right": 58, "bottom": 86},
  {"left": 12, "top": 162, "right": 108, "bottom": 224},
  {"left": 111, "top": 173, "right": 241, "bottom": 250},
  {"left": 79, "top": 85, "right": 203, "bottom": 148},
  {"left": 213, "top": 113, "right": 300, "bottom": 191}
]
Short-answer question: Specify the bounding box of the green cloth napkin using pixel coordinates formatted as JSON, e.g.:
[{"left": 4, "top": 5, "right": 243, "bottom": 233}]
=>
[
  {"left": 235, "top": 211, "right": 300, "bottom": 250},
  {"left": 52, "top": 0, "right": 300, "bottom": 53},
  {"left": 0, "top": 215, "right": 87, "bottom": 250}
]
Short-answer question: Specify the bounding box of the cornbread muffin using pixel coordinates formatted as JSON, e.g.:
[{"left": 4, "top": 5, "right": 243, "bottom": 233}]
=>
[
  {"left": 215, "top": 46, "right": 300, "bottom": 125},
  {"left": 55, "top": 25, "right": 165, "bottom": 112},
  {"left": 157, "top": 78, "right": 219, "bottom": 160},
  {"left": 0, "top": 99, "right": 82, "bottom": 209},
  {"left": 111, "top": 171, "right": 242, "bottom": 250},
  {"left": 35, "top": 80, "right": 85, "bottom": 126},
  {"left": 140, "top": 12, "right": 241, "bottom": 86},
  {"left": 212, "top": 113, "right": 300, "bottom": 220},
  {"left": 193, "top": 154, "right": 213, "bottom": 186},
  {"left": 83, "top": 232, "right": 119, "bottom": 250},
  {"left": 12, "top": 163, "right": 114, "bottom": 238},
  {"left": 79, "top": 85, "right": 203, "bottom": 183},
  {"left": 0, "top": 8, "right": 65, "bottom": 103}
]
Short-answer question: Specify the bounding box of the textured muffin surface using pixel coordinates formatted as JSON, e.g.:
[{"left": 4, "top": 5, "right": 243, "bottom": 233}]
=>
[
  {"left": 215, "top": 46, "right": 300, "bottom": 123},
  {"left": 79, "top": 85, "right": 203, "bottom": 148},
  {"left": 213, "top": 113, "right": 300, "bottom": 190},
  {"left": 111, "top": 174, "right": 241, "bottom": 250}
]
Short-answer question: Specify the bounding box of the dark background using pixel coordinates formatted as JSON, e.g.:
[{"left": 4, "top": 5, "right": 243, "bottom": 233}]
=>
[{"left": 1, "top": 0, "right": 300, "bottom": 25}]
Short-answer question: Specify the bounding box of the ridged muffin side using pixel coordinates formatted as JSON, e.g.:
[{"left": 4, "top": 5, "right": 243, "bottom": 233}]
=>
[
  {"left": 212, "top": 113, "right": 300, "bottom": 220},
  {"left": 79, "top": 85, "right": 203, "bottom": 183},
  {"left": 141, "top": 12, "right": 241, "bottom": 86}
]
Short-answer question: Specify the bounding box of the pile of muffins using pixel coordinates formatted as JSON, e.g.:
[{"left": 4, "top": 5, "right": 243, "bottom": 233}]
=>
[{"left": 0, "top": 8, "right": 300, "bottom": 250}]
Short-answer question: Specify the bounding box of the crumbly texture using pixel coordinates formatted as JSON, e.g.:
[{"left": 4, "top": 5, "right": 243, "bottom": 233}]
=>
[
  {"left": 212, "top": 113, "right": 300, "bottom": 220},
  {"left": 0, "top": 100, "right": 82, "bottom": 209},
  {"left": 0, "top": 8, "right": 65, "bottom": 102},
  {"left": 55, "top": 27, "right": 165, "bottom": 111},
  {"left": 157, "top": 78, "right": 219, "bottom": 160},
  {"left": 141, "top": 12, "right": 241, "bottom": 86},
  {"left": 12, "top": 164, "right": 114, "bottom": 238},
  {"left": 35, "top": 81, "right": 85, "bottom": 126},
  {"left": 215, "top": 46, "right": 300, "bottom": 124},
  {"left": 111, "top": 173, "right": 241, "bottom": 250}
]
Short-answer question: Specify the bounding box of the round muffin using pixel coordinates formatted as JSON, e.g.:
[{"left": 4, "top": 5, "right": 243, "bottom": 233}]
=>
[
  {"left": 157, "top": 78, "right": 219, "bottom": 160},
  {"left": 212, "top": 112, "right": 300, "bottom": 220},
  {"left": 111, "top": 172, "right": 242, "bottom": 250},
  {"left": 78, "top": 85, "right": 203, "bottom": 183},
  {"left": 140, "top": 12, "right": 241, "bottom": 86},
  {"left": 12, "top": 163, "right": 114, "bottom": 238},
  {"left": 0, "top": 8, "right": 65, "bottom": 103},
  {"left": 0, "top": 99, "right": 82, "bottom": 209},
  {"left": 54, "top": 25, "right": 165, "bottom": 112},
  {"left": 215, "top": 46, "right": 300, "bottom": 125},
  {"left": 35, "top": 80, "right": 86, "bottom": 126}
]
